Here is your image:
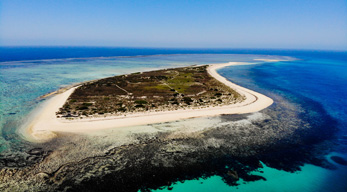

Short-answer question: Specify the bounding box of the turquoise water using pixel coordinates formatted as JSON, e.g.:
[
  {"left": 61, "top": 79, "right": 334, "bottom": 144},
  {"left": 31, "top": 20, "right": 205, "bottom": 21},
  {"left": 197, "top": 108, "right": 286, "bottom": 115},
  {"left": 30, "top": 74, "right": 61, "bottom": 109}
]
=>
[
  {"left": 0, "top": 54, "right": 284, "bottom": 152},
  {"left": 157, "top": 154, "right": 347, "bottom": 192},
  {"left": 154, "top": 52, "right": 347, "bottom": 191},
  {"left": 0, "top": 49, "right": 346, "bottom": 191}
]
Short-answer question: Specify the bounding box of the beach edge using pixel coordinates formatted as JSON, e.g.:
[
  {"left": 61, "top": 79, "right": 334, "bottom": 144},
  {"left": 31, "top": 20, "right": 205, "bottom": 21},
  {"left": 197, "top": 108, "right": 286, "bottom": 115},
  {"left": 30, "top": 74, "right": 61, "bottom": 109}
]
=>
[{"left": 26, "top": 61, "right": 276, "bottom": 142}]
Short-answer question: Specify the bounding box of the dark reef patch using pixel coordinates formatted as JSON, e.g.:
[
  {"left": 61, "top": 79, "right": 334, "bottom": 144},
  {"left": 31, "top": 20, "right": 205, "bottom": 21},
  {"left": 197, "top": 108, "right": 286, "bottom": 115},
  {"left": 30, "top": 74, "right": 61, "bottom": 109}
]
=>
[
  {"left": 331, "top": 156, "right": 347, "bottom": 166},
  {"left": 0, "top": 86, "right": 340, "bottom": 191}
]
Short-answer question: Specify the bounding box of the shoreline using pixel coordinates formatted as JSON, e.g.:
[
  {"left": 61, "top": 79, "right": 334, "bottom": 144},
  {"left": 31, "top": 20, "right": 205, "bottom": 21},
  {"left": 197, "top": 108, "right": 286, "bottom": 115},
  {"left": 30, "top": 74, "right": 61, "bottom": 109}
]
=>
[{"left": 26, "top": 61, "right": 275, "bottom": 142}]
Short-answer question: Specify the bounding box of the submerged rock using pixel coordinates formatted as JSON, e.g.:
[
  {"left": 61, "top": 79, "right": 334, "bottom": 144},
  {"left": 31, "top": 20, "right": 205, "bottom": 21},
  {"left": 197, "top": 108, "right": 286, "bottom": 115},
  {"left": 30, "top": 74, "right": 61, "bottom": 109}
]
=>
[
  {"left": 0, "top": 91, "right": 340, "bottom": 191},
  {"left": 258, "top": 161, "right": 263, "bottom": 168},
  {"left": 26, "top": 156, "right": 41, "bottom": 162},
  {"left": 27, "top": 148, "right": 44, "bottom": 156},
  {"left": 331, "top": 156, "right": 347, "bottom": 166},
  {"left": 227, "top": 170, "right": 239, "bottom": 180},
  {"left": 35, "top": 172, "right": 50, "bottom": 181}
]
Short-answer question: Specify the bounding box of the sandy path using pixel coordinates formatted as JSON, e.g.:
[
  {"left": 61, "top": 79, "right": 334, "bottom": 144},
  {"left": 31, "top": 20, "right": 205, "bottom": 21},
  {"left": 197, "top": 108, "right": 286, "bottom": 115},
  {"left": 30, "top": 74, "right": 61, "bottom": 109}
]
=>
[{"left": 26, "top": 62, "right": 274, "bottom": 141}]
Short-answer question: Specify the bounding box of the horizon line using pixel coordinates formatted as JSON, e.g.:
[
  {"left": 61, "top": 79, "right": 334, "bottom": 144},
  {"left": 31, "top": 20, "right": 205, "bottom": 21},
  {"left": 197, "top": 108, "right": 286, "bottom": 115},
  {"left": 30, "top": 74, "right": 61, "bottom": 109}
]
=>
[{"left": 1, "top": 46, "right": 346, "bottom": 52}]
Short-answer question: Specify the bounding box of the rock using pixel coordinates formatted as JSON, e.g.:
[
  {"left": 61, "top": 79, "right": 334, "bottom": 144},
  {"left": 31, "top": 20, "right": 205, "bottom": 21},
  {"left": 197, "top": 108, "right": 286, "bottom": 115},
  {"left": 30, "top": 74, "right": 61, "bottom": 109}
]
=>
[
  {"left": 5, "top": 161, "right": 17, "bottom": 167},
  {"left": 26, "top": 156, "right": 41, "bottom": 162},
  {"left": 243, "top": 175, "right": 267, "bottom": 182},
  {"left": 16, "top": 159, "right": 27, "bottom": 167},
  {"left": 28, "top": 148, "right": 44, "bottom": 156},
  {"left": 36, "top": 172, "right": 50, "bottom": 181},
  {"left": 258, "top": 161, "right": 263, "bottom": 168},
  {"left": 227, "top": 170, "right": 239, "bottom": 180}
]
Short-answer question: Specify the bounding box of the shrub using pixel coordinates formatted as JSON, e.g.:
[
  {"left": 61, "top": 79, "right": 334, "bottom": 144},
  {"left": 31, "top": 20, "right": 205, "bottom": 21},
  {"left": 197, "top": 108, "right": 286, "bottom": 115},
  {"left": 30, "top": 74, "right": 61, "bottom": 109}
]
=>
[
  {"left": 172, "top": 101, "right": 179, "bottom": 105},
  {"left": 183, "top": 97, "right": 193, "bottom": 104},
  {"left": 215, "top": 93, "right": 222, "bottom": 97},
  {"left": 135, "top": 100, "right": 147, "bottom": 105},
  {"left": 135, "top": 104, "right": 145, "bottom": 108},
  {"left": 118, "top": 107, "right": 126, "bottom": 112},
  {"left": 78, "top": 106, "right": 89, "bottom": 110},
  {"left": 83, "top": 102, "right": 93, "bottom": 106}
]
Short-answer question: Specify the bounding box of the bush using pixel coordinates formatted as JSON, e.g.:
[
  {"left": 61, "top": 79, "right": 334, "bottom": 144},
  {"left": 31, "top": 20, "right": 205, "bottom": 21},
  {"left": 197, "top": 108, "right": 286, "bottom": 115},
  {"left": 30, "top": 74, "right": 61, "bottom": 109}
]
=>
[
  {"left": 215, "top": 93, "right": 222, "bottom": 97},
  {"left": 183, "top": 97, "right": 193, "bottom": 104},
  {"left": 172, "top": 101, "right": 179, "bottom": 105},
  {"left": 83, "top": 102, "right": 93, "bottom": 106},
  {"left": 78, "top": 106, "right": 89, "bottom": 110},
  {"left": 135, "top": 100, "right": 147, "bottom": 105},
  {"left": 118, "top": 107, "right": 126, "bottom": 112}
]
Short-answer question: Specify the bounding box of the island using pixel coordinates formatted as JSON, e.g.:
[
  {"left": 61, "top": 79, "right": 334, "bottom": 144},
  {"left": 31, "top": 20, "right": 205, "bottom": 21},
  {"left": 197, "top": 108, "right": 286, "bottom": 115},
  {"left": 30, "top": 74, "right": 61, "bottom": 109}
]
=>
[
  {"left": 26, "top": 62, "right": 274, "bottom": 141},
  {"left": 57, "top": 65, "right": 243, "bottom": 118}
]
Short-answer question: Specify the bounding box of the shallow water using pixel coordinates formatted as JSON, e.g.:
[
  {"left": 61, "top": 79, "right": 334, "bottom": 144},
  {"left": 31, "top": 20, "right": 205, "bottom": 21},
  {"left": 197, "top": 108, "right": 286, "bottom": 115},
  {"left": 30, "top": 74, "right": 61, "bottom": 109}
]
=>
[
  {"left": 0, "top": 49, "right": 346, "bottom": 191},
  {"left": 154, "top": 52, "right": 347, "bottom": 191},
  {"left": 0, "top": 54, "right": 286, "bottom": 152},
  {"left": 156, "top": 157, "right": 347, "bottom": 192}
]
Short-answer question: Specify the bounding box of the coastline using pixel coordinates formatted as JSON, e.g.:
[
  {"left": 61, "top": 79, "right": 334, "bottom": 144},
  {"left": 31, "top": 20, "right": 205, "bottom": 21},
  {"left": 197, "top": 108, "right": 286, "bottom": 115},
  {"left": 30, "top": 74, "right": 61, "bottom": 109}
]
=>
[{"left": 26, "top": 61, "right": 274, "bottom": 142}]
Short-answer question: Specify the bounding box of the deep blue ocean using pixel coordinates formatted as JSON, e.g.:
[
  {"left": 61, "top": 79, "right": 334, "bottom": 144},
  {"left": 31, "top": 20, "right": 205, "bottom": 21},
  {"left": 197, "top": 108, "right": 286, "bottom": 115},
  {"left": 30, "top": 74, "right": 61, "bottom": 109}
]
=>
[{"left": 0, "top": 47, "right": 346, "bottom": 191}]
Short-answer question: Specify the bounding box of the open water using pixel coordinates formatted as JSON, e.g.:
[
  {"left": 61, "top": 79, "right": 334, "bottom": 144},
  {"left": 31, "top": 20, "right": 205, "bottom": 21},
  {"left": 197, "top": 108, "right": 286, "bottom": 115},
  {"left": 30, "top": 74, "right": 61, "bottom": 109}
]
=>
[{"left": 0, "top": 47, "right": 346, "bottom": 191}]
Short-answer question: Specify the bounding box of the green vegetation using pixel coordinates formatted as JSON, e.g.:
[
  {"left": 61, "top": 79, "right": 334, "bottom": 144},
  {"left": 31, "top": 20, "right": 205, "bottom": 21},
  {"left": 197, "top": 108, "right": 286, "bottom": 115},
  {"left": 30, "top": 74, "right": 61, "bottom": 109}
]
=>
[
  {"left": 83, "top": 102, "right": 93, "bottom": 106},
  {"left": 135, "top": 104, "right": 145, "bottom": 108},
  {"left": 215, "top": 93, "right": 222, "bottom": 97},
  {"left": 57, "top": 65, "right": 243, "bottom": 118},
  {"left": 183, "top": 97, "right": 193, "bottom": 105},
  {"left": 134, "top": 100, "right": 148, "bottom": 105}
]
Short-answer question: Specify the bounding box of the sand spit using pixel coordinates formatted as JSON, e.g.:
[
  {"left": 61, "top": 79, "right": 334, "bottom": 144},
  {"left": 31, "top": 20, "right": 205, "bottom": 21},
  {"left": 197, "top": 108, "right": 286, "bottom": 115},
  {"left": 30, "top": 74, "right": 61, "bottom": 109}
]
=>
[{"left": 26, "top": 61, "right": 275, "bottom": 141}]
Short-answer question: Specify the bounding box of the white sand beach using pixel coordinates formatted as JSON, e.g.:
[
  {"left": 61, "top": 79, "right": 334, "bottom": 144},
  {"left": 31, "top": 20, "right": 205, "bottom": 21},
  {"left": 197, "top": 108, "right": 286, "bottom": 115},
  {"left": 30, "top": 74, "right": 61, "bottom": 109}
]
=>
[{"left": 26, "top": 62, "right": 274, "bottom": 141}]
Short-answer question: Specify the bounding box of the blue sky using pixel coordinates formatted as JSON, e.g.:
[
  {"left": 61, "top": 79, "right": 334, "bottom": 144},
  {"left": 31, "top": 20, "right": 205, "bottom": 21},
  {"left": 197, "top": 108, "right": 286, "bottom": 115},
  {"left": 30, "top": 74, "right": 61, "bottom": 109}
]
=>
[{"left": 1, "top": 0, "right": 346, "bottom": 50}]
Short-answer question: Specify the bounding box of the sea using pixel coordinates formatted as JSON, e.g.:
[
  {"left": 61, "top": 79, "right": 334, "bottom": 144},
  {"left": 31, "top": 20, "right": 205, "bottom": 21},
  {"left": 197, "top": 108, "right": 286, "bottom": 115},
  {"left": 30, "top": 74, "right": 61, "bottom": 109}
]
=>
[{"left": 0, "top": 47, "right": 346, "bottom": 191}]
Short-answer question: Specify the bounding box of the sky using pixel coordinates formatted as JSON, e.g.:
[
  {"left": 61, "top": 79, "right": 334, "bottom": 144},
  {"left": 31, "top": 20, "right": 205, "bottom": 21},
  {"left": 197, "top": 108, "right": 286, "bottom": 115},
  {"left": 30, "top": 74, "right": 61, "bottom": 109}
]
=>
[{"left": 0, "top": 0, "right": 346, "bottom": 50}]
